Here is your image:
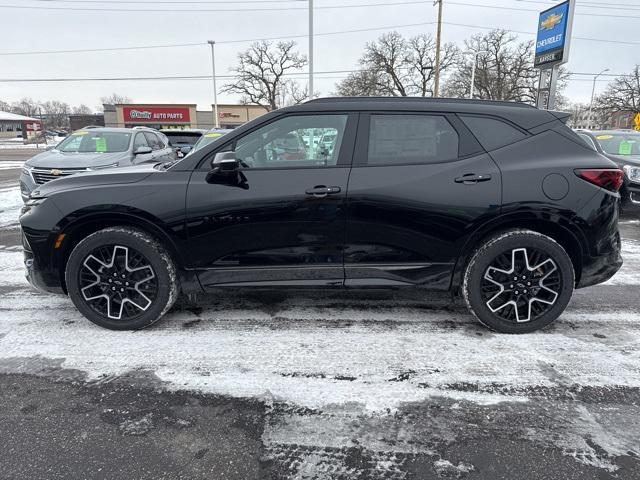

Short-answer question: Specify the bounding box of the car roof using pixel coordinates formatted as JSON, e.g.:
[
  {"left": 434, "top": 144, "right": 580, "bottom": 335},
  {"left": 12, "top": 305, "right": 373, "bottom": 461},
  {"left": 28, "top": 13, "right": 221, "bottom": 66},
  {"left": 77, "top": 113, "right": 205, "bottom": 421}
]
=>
[
  {"left": 159, "top": 128, "right": 208, "bottom": 134},
  {"left": 280, "top": 97, "right": 562, "bottom": 130},
  {"left": 73, "top": 127, "right": 147, "bottom": 134}
]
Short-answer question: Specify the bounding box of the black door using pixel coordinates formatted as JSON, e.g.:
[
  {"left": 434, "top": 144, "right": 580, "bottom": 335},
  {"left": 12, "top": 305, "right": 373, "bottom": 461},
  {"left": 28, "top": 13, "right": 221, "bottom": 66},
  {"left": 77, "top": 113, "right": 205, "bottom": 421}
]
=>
[
  {"left": 185, "top": 113, "right": 357, "bottom": 288},
  {"left": 344, "top": 112, "right": 501, "bottom": 289}
]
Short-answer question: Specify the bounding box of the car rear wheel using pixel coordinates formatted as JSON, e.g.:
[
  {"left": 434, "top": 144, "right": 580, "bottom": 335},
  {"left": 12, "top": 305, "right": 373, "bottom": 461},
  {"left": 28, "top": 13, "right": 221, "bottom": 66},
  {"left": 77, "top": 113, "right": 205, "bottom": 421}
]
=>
[
  {"left": 65, "top": 227, "right": 178, "bottom": 330},
  {"left": 462, "top": 229, "right": 574, "bottom": 333}
]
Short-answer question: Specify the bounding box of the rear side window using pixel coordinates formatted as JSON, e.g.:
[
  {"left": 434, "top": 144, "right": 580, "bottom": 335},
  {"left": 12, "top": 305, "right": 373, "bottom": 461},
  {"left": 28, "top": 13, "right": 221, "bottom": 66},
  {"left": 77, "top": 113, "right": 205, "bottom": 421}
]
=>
[
  {"left": 460, "top": 115, "right": 527, "bottom": 151},
  {"left": 367, "top": 114, "right": 459, "bottom": 165}
]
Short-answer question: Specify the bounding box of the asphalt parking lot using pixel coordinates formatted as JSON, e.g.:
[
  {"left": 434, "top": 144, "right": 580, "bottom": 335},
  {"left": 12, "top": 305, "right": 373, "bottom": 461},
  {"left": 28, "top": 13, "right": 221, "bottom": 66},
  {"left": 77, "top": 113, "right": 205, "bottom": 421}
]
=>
[{"left": 1, "top": 153, "right": 640, "bottom": 479}]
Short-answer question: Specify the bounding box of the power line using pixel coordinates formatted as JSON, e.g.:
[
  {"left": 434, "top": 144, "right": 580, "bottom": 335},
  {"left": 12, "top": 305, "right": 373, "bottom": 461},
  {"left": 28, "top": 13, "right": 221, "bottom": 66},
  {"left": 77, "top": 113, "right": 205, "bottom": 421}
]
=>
[
  {"left": 0, "top": 21, "right": 435, "bottom": 55},
  {"left": 448, "top": 0, "right": 640, "bottom": 19},
  {"left": 443, "top": 21, "right": 640, "bottom": 47},
  {"left": 0, "top": 69, "right": 358, "bottom": 83},
  {"left": 0, "top": 0, "right": 429, "bottom": 12}
]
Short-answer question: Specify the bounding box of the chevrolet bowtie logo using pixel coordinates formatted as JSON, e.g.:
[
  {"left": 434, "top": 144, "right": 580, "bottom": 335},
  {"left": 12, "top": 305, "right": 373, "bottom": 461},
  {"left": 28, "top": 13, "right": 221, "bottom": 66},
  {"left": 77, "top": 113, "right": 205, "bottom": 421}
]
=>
[
  {"left": 50, "top": 169, "right": 63, "bottom": 176},
  {"left": 540, "top": 12, "right": 563, "bottom": 31}
]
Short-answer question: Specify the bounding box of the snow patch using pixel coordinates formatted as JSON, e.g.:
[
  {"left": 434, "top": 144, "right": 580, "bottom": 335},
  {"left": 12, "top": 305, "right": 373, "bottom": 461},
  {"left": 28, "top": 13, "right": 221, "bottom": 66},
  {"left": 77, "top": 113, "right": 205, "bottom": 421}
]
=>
[{"left": 0, "top": 187, "right": 22, "bottom": 227}]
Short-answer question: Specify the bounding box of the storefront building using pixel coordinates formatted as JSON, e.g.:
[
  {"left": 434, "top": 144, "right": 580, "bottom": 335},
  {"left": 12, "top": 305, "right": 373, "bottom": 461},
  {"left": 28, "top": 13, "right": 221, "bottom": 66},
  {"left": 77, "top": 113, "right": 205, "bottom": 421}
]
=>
[
  {"left": 104, "top": 103, "right": 268, "bottom": 130},
  {"left": 0, "top": 111, "right": 43, "bottom": 141}
]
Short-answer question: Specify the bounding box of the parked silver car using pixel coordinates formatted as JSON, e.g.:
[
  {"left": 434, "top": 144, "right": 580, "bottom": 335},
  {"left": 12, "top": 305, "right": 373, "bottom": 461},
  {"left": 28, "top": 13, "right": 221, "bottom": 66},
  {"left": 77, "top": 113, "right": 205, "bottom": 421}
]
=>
[{"left": 20, "top": 126, "right": 175, "bottom": 200}]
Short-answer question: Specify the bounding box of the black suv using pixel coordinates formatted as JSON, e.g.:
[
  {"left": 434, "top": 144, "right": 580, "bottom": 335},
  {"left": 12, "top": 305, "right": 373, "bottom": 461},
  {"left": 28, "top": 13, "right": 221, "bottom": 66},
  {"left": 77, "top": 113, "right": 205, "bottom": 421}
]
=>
[{"left": 20, "top": 98, "right": 623, "bottom": 333}]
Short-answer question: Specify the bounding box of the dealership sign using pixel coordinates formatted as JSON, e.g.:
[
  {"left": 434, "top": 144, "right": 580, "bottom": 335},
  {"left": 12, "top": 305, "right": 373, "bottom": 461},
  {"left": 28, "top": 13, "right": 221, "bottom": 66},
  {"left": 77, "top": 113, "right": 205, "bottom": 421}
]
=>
[
  {"left": 123, "top": 106, "right": 191, "bottom": 124},
  {"left": 534, "top": 0, "right": 574, "bottom": 67}
]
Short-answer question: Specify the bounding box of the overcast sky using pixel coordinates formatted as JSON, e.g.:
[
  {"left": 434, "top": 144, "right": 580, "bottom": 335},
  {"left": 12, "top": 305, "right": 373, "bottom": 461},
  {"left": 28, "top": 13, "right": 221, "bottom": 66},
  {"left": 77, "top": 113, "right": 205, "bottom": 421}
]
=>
[{"left": 0, "top": 0, "right": 635, "bottom": 111}]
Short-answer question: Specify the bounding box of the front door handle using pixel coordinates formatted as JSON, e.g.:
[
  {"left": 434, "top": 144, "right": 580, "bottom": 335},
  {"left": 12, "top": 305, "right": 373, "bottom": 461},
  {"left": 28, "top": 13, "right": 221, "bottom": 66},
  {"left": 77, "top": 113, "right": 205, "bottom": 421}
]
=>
[
  {"left": 455, "top": 173, "right": 492, "bottom": 184},
  {"left": 305, "top": 185, "right": 341, "bottom": 197}
]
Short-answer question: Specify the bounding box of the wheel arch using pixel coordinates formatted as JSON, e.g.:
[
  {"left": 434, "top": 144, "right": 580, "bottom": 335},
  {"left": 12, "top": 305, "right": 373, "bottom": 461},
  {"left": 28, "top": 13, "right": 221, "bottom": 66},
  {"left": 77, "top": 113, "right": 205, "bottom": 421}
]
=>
[
  {"left": 53, "top": 207, "right": 185, "bottom": 293},
  {"left": 451, "top": 213, "right": 586, "bottom": 292}
]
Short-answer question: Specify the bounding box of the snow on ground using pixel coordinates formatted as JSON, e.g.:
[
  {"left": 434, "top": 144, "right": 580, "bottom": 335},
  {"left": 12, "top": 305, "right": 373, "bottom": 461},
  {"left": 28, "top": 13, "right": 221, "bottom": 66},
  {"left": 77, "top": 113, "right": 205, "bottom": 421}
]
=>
[
  {"left": 0, "top": 187, "right": 22, "bottom": 228},
  {"left": 0, "top": 161, "right": 24, "bottom": 170},
  {"left": 0, "top": 239, "right": 639, "bottom": 411}
]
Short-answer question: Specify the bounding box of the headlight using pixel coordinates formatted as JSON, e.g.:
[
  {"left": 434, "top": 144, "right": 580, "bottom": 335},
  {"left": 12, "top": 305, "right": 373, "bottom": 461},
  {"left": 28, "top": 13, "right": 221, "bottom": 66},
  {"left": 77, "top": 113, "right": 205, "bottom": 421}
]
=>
[
  {"left": 623, "top": 165, "right": 640, "bottom": 184},
  {"left": 21, "top": 165, "right": 32, "bottom": 176},
  {"left": 89, "top": 163, "right": 119, "bottom": 171}
]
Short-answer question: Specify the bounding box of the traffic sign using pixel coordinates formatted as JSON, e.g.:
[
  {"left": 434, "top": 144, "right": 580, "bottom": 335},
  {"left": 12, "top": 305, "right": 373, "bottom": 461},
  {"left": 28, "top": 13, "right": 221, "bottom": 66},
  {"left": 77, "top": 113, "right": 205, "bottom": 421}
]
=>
[{"left": 635, "top": 113, "right": 640, "bottom": 132}]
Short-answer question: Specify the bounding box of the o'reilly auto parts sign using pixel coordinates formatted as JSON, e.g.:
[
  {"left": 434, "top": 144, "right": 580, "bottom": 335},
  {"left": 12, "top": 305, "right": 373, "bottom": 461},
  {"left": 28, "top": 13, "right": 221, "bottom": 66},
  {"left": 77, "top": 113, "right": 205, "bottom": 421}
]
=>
[
  {"left": 534, "top": 0, "right": 574, "bottom": 67},
  {"left": 123, "top": 106, "right": 191, "bottom": 124}
]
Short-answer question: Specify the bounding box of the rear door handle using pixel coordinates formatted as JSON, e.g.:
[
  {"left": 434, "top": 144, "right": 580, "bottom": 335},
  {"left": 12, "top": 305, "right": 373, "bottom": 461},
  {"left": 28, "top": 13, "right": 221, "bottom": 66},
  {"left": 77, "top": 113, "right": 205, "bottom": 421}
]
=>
[
  {"left": 305, "top": 185, "right": 341, "bottom": 197},
  {"left": 455, "top": 173, "right": 492, "bottom": 184}
]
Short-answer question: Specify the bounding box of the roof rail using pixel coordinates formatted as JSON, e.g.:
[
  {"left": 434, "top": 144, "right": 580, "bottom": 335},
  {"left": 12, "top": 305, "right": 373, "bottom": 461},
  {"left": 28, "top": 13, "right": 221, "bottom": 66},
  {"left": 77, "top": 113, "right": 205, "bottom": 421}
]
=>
[
  {"left": 83, "top": 125, "right": 102, "bottom": 129},
  {"left": 305, "top": 96, "right": 536, "bottom": 109}
]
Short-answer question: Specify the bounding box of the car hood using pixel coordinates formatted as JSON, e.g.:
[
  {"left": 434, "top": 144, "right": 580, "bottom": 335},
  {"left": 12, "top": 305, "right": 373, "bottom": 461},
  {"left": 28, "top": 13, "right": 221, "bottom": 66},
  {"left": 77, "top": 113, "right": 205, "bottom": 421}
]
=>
[
  {"left": 31, "top": 163, "right": 158, "bottom": 197},
  {"left": 25, "top": 150, "right": 128, "bottom": 169}
]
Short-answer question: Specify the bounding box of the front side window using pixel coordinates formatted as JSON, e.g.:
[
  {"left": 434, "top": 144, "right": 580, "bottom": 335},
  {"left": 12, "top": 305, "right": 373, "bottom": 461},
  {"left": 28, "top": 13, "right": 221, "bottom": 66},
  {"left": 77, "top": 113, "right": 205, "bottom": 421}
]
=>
[
  {"left": 57, "top": 131, "right": 131, "bottom": 153},
  {"left": 144, "top": 132, "right": 164, "bottom": 151},
  {"left": 367, "top": 115, "right": 459, "bottom": 165},
  {"left": 595, "top": 133, "right": 640, "bottom": 156},
  {"left": 234, "top": 115, "right": 348, "bottom": 169},
  {"left": 133, "top": 132, "right": 149, "bottom": 151}
]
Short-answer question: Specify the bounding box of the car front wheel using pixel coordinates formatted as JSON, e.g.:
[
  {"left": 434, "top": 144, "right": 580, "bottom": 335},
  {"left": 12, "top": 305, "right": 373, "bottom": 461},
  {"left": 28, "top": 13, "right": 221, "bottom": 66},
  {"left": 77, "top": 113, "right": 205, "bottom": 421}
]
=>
[
  {"left": 462, "top": 229, "right": 575, "bottom": 333},
  {"left": 65, "top": 227, "right": 178, "bottom": 330}
]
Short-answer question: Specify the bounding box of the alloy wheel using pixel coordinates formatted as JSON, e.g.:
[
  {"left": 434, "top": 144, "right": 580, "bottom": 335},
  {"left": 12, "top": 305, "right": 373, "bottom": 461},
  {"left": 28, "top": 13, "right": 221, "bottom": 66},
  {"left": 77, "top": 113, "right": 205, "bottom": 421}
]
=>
[
  {"left": 481, "top": 247, "right": 561, "bottom": 323},
  {"left": 78, "top": 244, "right": 158, "bottom": 321}
]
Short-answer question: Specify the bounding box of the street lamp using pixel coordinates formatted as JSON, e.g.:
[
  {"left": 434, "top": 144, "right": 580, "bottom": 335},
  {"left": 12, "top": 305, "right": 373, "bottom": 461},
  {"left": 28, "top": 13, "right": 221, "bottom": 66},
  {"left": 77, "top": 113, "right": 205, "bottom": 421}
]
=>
[
  {"left": 587, "top": 68, "right": 609, "bottom": 129},
  {"left": 468, "top": 50, "right": 489, "bottom": 99},
  {"left": 207, "top": 40, "right": 220, "bottom": 129}
]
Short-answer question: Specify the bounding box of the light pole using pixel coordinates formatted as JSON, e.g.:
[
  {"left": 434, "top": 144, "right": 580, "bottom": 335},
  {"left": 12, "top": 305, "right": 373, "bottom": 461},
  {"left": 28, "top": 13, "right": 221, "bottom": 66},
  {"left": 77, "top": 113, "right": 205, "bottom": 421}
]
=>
[
  {"left": 587, "top": 68, "right": 609, "bottom": 129},
  {"left": 309, "top": 0, "right": 314, "bottom": 99},
  {"left": 433, "top": 0, "right": 443, "bottom": 97},
  {"left": 468, "top": 50, "right": 489, "bottom": 99},
  {"left": 207, "top": 40, "right": 220, "bottom": 128}
]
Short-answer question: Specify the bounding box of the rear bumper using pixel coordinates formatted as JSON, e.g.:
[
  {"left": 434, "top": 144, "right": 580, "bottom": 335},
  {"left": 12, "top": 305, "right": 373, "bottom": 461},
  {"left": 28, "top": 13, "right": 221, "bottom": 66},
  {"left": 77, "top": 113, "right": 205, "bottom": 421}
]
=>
[{"left": 577, "top": 233, "right": 623, "bottom": 288}]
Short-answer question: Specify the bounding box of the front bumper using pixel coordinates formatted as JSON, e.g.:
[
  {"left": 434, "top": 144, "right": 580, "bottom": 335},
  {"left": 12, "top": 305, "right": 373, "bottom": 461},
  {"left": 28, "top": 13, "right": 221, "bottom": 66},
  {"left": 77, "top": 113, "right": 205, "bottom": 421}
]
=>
[
  {"left": 22, "top": 232, "right": 64, "bottom": 294},
  {"left": 621, "top": 183, "right": 640, "bottom": 215}
]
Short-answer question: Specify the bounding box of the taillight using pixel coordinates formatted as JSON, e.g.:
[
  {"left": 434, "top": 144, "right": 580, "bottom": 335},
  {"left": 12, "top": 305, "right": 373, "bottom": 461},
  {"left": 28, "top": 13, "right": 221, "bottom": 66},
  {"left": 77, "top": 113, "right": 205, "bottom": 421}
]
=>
[{"left": 574, "top": 169, "right": 624, "bottom": 192}]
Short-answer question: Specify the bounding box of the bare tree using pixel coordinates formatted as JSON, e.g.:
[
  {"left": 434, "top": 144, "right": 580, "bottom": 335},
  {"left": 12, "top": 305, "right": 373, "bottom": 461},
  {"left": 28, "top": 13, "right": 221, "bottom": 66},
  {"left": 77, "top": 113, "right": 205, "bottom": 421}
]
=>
[
  {"left": 11, "top": 98, "right": 40, "bottom": 117},
  {"left": 595, "top": 65, "right": 640, "bottom": 116},
  {"left": 100, "top": 93, "right": 132, "bottom": 106},
  {"left": 443, "top": 30, "right": 538, "bottom": 103},
  {"left": 72, "top": 104, "right": 93, "bottom": 114},
  {"left": 335, "top": 32, "right": 459, "bottom": 97},
  {"left": 222, "top": 41, "right": 308, "bottom": 110},
  {"left": 0, "top": 100, "right": 11, "bottom": 112},
  {"left": 41, "top": 100, "right": 70, "bottom": 129}
]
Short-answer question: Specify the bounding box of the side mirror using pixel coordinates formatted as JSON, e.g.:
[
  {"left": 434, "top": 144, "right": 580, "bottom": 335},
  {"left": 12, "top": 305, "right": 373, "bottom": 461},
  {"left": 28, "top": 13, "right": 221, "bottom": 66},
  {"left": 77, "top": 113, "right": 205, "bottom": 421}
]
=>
[
  {"left": 211, "top": 151, "right": 239, "bottom": 171},
  {"left": 134, "top": 146, "right": 153, "bottom": 155},
  {"left": 180, "top": 145, "right": 192, "bottom": 155}
]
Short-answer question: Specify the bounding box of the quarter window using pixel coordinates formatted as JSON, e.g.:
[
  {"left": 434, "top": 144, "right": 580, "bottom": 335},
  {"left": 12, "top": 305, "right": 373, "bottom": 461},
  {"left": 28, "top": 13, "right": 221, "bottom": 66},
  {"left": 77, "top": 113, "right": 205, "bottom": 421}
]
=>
[
  {"left": 234, "top": 115, "right": 348, "bottom": 169},
  {"left": 367, "top": 115, "right": 459, "bottom": 165},
  {"left": 460, "top": 115, "right": 527, "bottom": 151}
]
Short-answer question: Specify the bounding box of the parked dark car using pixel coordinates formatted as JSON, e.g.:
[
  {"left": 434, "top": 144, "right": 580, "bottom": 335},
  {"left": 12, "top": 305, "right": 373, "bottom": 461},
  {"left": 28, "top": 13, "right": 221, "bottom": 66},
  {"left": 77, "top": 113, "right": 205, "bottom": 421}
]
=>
[
  {"left": 576, "top": 129, "right": 640, "bottom": 214},
  {"left": 20, "top": 98, "right": 623, "bottom": 332},
  {"left": 20, "top": 127, "right": 175, "bottom": 200},
  {"left": 159, "top": 128, "right": 207, "bottom": 158}
]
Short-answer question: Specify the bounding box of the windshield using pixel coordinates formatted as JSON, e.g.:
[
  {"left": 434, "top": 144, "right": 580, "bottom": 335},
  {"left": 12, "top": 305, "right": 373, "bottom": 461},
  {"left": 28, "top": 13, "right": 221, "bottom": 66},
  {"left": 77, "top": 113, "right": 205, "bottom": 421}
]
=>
[
  {"left": 190, "top": 130, "right": 231, "bottom": 154},
  {"left": 163, "top": 132, "right": 203, "bottom": 146},
  {"left": 594, "top": 132, "right": 640, "bottom": 156},
  {"left": 57, "top": 131, "right": 131, "bottom": 153}
]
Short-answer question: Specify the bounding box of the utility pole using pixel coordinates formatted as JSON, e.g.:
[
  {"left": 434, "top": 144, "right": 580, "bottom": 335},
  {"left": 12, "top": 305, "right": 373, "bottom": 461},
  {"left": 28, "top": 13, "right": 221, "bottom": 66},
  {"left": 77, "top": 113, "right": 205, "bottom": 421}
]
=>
[
  {"left": 309, "top": 0, "right": 314, "bottom": 99},
  {"left": 433, "top": 0, "right": 443, "bottom": 97},
  {"left": 207, "top": 40, "right": 220, "bottom": 128},
  {"left": 588, "top": 68, "right": 609, "bottom": 129}
]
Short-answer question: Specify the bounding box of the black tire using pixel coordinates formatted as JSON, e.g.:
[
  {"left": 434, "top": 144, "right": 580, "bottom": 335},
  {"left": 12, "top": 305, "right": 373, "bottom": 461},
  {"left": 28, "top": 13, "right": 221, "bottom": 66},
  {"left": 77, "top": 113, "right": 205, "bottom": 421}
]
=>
[
  {"left": 462, "top": 229, "right": 574, "bottom": 333},
  {"left": 65, "top": 227, "right": 179, "bottom": 330}
]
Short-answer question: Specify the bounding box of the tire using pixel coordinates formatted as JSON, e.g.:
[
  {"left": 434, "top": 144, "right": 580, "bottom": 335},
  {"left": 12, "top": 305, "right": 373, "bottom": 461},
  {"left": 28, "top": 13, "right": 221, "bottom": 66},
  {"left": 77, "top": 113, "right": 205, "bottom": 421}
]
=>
[
  {"left": 462, "top": 229, "right": 574, "bottom": 333},
  {"left": 65, "top": 227, "right": 179, "bottom": 330}
]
